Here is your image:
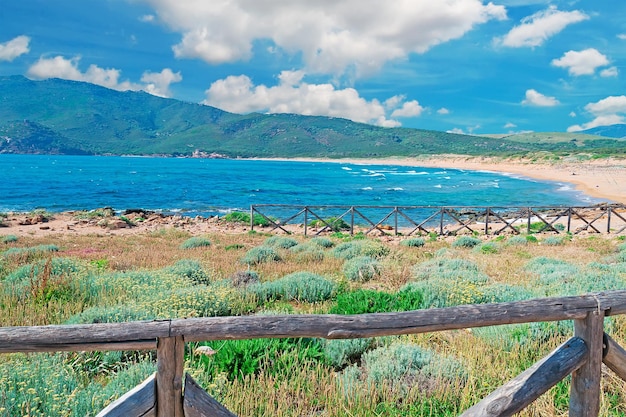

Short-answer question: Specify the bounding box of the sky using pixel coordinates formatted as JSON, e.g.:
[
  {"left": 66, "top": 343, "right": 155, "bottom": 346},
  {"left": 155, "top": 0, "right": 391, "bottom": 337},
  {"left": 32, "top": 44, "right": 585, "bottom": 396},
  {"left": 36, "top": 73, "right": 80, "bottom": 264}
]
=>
[{"left": 1, "top": 0, "right": 625, "bottom": 135}]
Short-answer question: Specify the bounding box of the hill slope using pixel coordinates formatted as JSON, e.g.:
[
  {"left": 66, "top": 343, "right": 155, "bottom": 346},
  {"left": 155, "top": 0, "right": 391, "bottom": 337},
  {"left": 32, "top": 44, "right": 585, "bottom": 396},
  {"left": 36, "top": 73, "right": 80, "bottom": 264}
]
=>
[{"left": 1, "top": 75, "right": 624, "bottom": 157}]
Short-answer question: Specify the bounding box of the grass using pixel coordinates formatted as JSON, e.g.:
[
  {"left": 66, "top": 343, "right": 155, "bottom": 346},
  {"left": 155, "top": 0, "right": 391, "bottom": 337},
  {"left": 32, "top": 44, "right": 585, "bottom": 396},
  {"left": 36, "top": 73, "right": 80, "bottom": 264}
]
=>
[{"left": 1, "top": 231, "right": 626, "bottom": 416}]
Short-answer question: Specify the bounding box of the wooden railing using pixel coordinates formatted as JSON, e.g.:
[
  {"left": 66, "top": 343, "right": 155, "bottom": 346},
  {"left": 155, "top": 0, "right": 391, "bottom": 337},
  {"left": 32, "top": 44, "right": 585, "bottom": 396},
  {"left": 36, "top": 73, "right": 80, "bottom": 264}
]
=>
[
  {"left": 2, "top": 291, "right": 626, "bottom": 416},
  {"left": 250, "top": 204, "right": 626, "bottom": 236}
]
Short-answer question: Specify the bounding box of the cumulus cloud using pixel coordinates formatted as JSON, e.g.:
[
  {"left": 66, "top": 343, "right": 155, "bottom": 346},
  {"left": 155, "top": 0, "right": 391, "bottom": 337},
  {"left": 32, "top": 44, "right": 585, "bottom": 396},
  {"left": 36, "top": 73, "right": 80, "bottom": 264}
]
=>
[
  {"left": 521, "top": 89, "right": 559, "bottom": 106},
  {"left": 496, "top": 6, "right": 588, "bottom": 47},
  {"left": 618, "top": 34, "right": 626, "bottom": 40},
  {"left": 141, "top": 0, "right": 506, "bottom": 77},
  {"left": 391, "top": 101, "right": 424, "bottom": 118},
  {"left": 437, "top": 107, "right": 450, "bottom": 115},
  {"left": 551, "top": 49, "right": 610, "bottom": 76},
  {"left": 0, "top": 35, "right": 30, "bottom": 61},
  {"left": 26, "top": 55, "right": 181, "bottom": 97},
  {"left": 600, "top": 66, "right": 618, "bottom": 78},
  {"left": 567, "top": 95, "right": 626, "bottom": 132},
  {"left": 202, "top": 70, "right": 425, "bottom": 127},
  {"left": 504, "top": 122, "right": 516, "bottom": 128}
]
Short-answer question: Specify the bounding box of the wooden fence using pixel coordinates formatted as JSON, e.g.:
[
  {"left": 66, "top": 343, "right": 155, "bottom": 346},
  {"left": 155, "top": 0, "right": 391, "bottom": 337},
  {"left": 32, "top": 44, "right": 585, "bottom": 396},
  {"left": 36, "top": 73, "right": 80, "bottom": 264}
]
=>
[
  {"left": 2, "top": 291, "right": 626, "bottom": 416},
  {"left": 250, "top": 204, "right": 626, "bottom": 236}
]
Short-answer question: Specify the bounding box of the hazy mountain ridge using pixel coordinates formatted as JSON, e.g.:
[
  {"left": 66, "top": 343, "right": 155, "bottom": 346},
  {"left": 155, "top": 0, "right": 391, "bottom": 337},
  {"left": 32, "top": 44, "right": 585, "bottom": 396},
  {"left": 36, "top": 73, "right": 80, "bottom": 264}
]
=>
[{"left": 1, "top": 75, "right": 623, "bottom": 158}]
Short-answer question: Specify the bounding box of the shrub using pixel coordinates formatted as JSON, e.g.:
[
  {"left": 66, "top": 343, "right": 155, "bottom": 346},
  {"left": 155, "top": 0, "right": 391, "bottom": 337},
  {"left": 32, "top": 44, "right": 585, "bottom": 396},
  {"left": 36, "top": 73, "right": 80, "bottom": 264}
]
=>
[
  {"left": 289, "top": 244, "right": 326, "bottom": 262},
  {"left": 179, "top": 236, "right": 211, "bottom": 249},
  {"left": 225, "top": 243, "right": 245, "bottom": 251},
  {"left": 251, "top": 271, "right": 336, "bottom": 303},
  {"left": 192, "top": 338, "right": 324, "bottom": 381},
  {"left": 240, "top": 246, "right": 281, "bottom": 265},
  {"left": 400, "top": 237, "right": 425, "bottom": 248},
  {"left": 332, "top": 240, "right": 389, "bottom": 260},
  {"left": 359, "top": 342, "right": 466, "bottom": 387},
  {"left": 310, "top": 236, "right": 334, "bottom": 248},
  {"left": 2, "top": 244, "right": 59, "bottom": 258},
  {"left": 309, "top": 217, "right": 350, "bottom": 232},
  {"left": 543, "top": 236, "right": 565, "bottom": 246},
  {"left": 343, "top": 256, "right": 381, "bottom": 282},
  {"left": 164, "top": 259, "right": 210, "bottom": 285},
  {"left": 506, "top": 235, "right": 528, "bottom": 246},
  {"left": 223, "top": 211, "right": 270, "bottom": 226},
  {"left": 325, "top": 338, "right": 374, "bottom": 369},
  {"left": 451, "top": 236, "right": 481, "bottom": 248},
  {"left": 330, "top": 288, "right": 423, "bottom": 315},
  {"left": 230, "top": 270, "right": 260, "bottom": 287},
  {"left": 412, "top": 258, "right": 488, "bottom": 284},
  {"left": 66, "top": 305, "right": 155, "bottom": 324},
  {"left": 475, "top": 242, "right": 498, "bottom": 254},
  {"left": 264, "top": 236, "right": 298, "bottom": 249},
  {"left": 525, "top": 235, "right": 539, "bottom": 243},
  {"left": 1, "top": 235, "right": 18, "bottom": 244}
]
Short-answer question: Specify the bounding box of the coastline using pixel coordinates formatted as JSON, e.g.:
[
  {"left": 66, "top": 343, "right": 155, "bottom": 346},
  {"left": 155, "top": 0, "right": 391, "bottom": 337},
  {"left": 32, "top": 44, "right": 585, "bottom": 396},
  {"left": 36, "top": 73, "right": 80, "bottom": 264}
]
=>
[{"left": 252, "top": 155, "right": 626, "bottom": 203}]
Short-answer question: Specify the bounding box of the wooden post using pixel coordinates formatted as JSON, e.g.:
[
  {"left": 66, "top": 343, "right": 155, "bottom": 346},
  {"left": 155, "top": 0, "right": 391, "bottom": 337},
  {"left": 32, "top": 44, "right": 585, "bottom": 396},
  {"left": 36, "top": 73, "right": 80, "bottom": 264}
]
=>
[
  {"left": 570, "top": 311, "right": 604, "bottom": 417},
  {"left": 485, "top": 207, "right": 490, "bottom": 235},
  {"left": 567, "top": 207, "right": 572, "bottom": 233},
  {"left": 304, "top": 207, "right": 308, "bottom": 237},
  {"left": 394, "top": 207, "right": 398, "bottom": 235},
  {"left": 603, "top": 333, "right": 626, "bottom": 381},
  {"left": 250, "top": 206, "right": 254, "bottom": 232},
  {"left": 350, "top": 206, "right": 354, "bottom": 235},
  {"left": 156, "top": 336, "right": 185, "bottom": 417},
  {"left": 607, "top": 206, "right": 612, "bottom": 233}
]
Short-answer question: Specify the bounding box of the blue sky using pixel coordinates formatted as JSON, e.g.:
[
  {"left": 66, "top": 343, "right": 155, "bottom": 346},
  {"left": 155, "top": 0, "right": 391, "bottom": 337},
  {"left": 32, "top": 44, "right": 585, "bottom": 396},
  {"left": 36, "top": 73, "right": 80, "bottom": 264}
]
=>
[{"left": 1, "top": 0, "right": 625, "bottom": 135}]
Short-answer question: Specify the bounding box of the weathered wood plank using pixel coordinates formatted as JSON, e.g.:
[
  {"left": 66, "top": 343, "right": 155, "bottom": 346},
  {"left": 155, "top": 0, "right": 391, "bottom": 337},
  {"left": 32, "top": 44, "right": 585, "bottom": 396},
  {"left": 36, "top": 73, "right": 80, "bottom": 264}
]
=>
[
  {"left": 0, "top": 340, "right": 156, "bottom": 354},
  {"left": 156, "top": 336, "right": 185, "bottom": 417},
  {"left": 0, "top": 320, "right": 169, "bottom": 353},
  {"left": 570, "top": 311, "right": 604, "bottom": 417},
  {"left": 0, "top": 292, "right": 625, "bottom": 353},
  {"left": 183, "top": 374, "right": 238, "bottom": 417},
  {"left": 460, "top": 337, "right": 587, "bottom": 417},
  {"left": 603, "top": 333, "right": 626, "bottom": 382},
  {"left": 173, "top": 292, "right": 626, "bottom": 342},
  {"left": 95, "top": 372, "right": 156, "bottom": 417}
]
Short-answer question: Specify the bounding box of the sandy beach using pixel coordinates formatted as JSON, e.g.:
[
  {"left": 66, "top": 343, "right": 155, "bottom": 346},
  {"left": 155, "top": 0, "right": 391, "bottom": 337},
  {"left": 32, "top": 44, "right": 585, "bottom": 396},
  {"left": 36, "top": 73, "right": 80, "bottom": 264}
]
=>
[{"left": 261, "top": 155, "right": 626, "bottom": 203}]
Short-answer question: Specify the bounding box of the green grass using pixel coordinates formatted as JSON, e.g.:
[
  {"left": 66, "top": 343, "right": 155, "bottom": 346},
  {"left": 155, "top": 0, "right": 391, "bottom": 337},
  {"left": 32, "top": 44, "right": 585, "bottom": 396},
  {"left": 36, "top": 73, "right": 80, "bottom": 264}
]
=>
[{"left": 179, "top": 236, "right": 212, "bottom": 249}]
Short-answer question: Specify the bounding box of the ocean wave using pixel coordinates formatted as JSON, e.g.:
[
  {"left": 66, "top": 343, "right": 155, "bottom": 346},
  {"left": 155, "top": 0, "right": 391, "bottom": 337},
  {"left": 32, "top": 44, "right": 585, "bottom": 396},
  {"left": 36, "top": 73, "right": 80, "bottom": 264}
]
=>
[
  {"left": 434, "top": 184, "right": 443, "bottom": 188},
  {"left": 361, "top": 187, "right": 373, "bottom": 191},
  {"left": 341, "top": 167, "right": 352, "bottom": 171},
  {"left": 386, "top": 187, "right": 404, "bottom": 191}
]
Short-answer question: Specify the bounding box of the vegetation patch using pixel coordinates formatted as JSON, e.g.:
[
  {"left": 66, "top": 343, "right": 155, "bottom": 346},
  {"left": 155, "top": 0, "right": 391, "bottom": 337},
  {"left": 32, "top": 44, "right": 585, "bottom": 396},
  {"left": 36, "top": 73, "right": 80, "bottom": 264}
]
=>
[
  {"left": 250, "top": 271, "right": 336, "bottom": 303},
  {"left": 342, "top": 256, "right": 381, "bottom": 282},
  {"left": 400, "top": 237, "right": 425, "bottom": 248},
  {"left": 329, "top": 288, "right": 423, "bottom": 315},
  {"left": 240, "top": 246, "right": 281, "bottom": 265},
  {"left": 223, "top": 211, "right": 270, "bottom": 227},
  {"left": 179, "top": 236, "right": 212, "bottom": 249}
]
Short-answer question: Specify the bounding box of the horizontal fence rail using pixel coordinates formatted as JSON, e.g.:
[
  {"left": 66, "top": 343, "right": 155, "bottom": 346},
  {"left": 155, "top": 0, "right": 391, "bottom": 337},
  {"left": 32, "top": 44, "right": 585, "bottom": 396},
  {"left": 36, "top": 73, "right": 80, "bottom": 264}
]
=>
[
  {"left": 3, "top": 291, "right": 626, "bottom": 416},
  {"left": 250, "top": 203, "right": 626, "bottom": 236}
]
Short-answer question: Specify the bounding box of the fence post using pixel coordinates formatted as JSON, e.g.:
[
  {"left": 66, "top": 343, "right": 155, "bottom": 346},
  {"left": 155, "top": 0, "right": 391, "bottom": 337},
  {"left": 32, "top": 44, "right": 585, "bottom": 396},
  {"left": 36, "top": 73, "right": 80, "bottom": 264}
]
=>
[
  {"left": 567, "top": 207, "right": 572, "bottom": 233},
  {"left": 608, "top": 206, "right": 612, "bottom": 233},
  {"left": 570, "top": 311, "right": 604, "bottom": 417},
  {"left": 527, "top": 207, "right": 532, "bottom": 234},
  {"left": 485, "top": 207, "right": 490, "bottom": 235},
  {"left": 350, "top": 207, "right": 355, "bottom": 235},
  {"left": 156, "top": 336, "right": 185, "bottom": 417},
  {"left": 394, "top": 207, "right": 398, "bottom": 236},
  {"left": 440, "top": 208, "right": 445, "bottom": 235},
  {"left": 304, "top": 207, "right": 308, "bottom": 237},
  {"left": 250, "top": 206, "right": 254, "bottom": 232}
]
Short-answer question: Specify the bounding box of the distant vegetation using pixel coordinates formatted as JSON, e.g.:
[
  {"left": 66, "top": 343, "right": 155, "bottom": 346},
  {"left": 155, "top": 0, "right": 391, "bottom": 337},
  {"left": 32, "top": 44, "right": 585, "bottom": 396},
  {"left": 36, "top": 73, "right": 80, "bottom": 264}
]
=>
[{"left": 1, "top": 75, "right": 625, "bottom": 158}]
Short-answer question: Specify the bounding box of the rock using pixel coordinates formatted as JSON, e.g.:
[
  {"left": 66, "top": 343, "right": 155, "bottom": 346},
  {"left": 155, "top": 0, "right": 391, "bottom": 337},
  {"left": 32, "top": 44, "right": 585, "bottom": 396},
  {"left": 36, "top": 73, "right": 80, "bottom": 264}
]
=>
[{"left": 108, "top": 220, "right": 129, "bottom": 230}]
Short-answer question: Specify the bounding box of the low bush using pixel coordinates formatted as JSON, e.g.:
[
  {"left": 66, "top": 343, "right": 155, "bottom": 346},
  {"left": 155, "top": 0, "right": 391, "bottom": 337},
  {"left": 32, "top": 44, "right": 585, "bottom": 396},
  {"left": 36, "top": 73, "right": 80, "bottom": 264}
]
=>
[
  {"left": 164, "top": 259, "right": 210, "bottom": 285},
  {"left": 310, "top": 237, "right": 334, "bottom": 248},
  {"left": 240, "top": 246, "right": 281, "bottom": 265},
  {"left": 309, "top": 217, "right": 350, "bottom": 232},
  {"left": 179, "top": 236, "right": 211, "bottom": 249},
  {"left": 542, "top": 236, "right": 566, "bottom": 246},
  {"left": 191, "top": 338, "right": 325, "bottom": 381},
  {"left": 475, "top": 242, "right": 498, "bottom": 254},
  {"left": 225, "top": 243, "right": 245, "bottom": 251},
  {"left": 330, "top": 288, "right": 423, "bottom": 315},
  {"left": 451, "top": 236, "right": 481, "bottom": 249},
  {"left": 325, "top": 338, "right": 374, "bottom": 369},
  {"left": 289, "top": 244, "right": 326, "bottom": 262},
  {"left": 251, "top": 271, "right": 336, "bottom": 303},
  {"left": 223, "top": 211, "right": 270, "bottom": 227},
  {"left": 400, "top": 237, "right": 425, "bottom": 248},
  {"left": 2, "top": 244, "right": 59, "bottom": 258},
  {"left": 506, "top": 235, "right": 528, "bottom": 246},
  {"left": 332, "top": 240, "right": 390, "bottom": 260},
  {"left": 264, "top": 236, "right": 298, "bottom": 249},
  {"left": 342, "top": 256, "right": 381, "bottom": 282},
  {"left": 1, "top": 235, "right": 18, "bottom": 244}
]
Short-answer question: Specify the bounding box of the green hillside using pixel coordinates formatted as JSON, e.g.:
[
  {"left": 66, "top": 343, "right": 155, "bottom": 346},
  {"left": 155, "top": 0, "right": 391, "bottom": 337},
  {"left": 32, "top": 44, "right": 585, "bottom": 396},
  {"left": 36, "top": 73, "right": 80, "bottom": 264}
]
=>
[{"left": 1, "top": 75, "right": 624, "bottom": 158}]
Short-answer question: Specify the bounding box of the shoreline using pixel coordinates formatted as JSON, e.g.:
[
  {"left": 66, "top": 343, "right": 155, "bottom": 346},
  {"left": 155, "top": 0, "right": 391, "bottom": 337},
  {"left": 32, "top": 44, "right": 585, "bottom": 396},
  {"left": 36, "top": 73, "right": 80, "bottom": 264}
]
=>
[{"left": 251, "top": 155, "right": 626, "bottom": 203}]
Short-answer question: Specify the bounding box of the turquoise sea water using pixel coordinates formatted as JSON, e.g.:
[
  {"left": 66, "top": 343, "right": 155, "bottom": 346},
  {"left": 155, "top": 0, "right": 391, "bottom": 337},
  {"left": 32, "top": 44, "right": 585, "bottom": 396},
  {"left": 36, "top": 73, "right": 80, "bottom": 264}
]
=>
[{"left": 0, "top": 154, "right": 601, "bottom": 217}]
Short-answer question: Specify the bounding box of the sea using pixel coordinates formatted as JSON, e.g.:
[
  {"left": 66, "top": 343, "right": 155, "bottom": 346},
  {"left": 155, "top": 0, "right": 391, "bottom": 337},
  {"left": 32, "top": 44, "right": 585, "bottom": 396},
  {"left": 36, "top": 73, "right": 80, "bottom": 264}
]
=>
[{"left": 0, "top": 154, "right": 603, "bottom": 218}]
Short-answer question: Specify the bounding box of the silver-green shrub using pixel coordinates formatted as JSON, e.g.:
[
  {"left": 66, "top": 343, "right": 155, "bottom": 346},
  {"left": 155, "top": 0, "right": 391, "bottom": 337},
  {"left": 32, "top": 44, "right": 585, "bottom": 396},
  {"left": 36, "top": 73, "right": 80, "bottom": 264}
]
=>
[
  {"left": 240, "top": 246, "right": 281, "bottom": 265},
  {"left": 251, "top": 271, "right": 336, "bottom": 303},
  {"left": 264, "top": 236, "right": 299, "bottom": 249},
  {"left": 343, "top": 256, "right": 381, "bottom": 282}
]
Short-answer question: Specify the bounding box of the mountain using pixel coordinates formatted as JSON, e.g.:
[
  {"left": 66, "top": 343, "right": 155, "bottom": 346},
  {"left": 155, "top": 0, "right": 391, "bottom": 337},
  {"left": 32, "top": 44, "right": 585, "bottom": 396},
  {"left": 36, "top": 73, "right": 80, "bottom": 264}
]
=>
[
  {"left": 1, "top": 75, "right": 624, "bottom": 158},
  {"left": 581, "top": 124, "right": 626, "bottom": 139}
]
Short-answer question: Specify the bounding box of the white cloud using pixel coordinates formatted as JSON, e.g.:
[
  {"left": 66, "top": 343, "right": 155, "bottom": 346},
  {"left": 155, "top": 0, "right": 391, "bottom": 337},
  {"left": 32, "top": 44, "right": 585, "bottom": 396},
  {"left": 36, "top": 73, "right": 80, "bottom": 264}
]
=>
[
  {"left": 139, "top": 14, "right": 155, "bottom": 22},
  {"left": 567, "top": 95, "right": 626, "bottom": 131},
  {"left": 569, "top": 111, "right": 577, "bottom": 117},
  {"left": 141, "top": 0, "right": 506, "bottom": 77},
  {"left": 391, "top": 100, "right": 424, "bottom": 118},
  {"left": 618, "top": 34, "right": 626, "bottom": 40},
  {"left": 437, "top": 107, "right": 450, "bottom": 115},
  {"left": 447, "top": 128, "right": 466, "bottom": 134},
  {"left": 202, "top": 71, "right": 423, "bottom": 127},
  {"left": 26, "top": 56, "right": 181, "bottom": 97},
  {"left": 0, "top": 35, "right": 30, "bottom": 61},
  {"left": 496, "top": 6, "right": 588, "bottom": 47},
  {"left": 504, "top": 122, "right": 517, "bottom": 128},
  {"left": 447, "top": 125, "right": 480, "bottom": 135},
  {"left": 551, "top": 48, "right": 610, "bottom": 76},
  {"left": 521, "top": 89, "right": 559, "bottom": 106},
  {"left": 600, "top": 66, "right": 618, "bottom": 78}
]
